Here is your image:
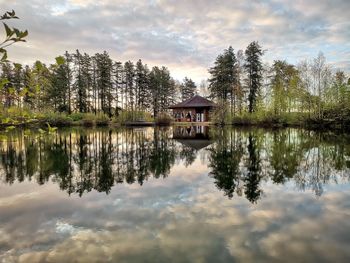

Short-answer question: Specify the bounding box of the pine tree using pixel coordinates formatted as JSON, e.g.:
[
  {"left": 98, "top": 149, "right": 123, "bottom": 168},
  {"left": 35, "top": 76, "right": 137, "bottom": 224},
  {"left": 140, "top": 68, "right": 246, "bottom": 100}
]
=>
[
  {"left": 235, "top": 50, "right": 245, "bottom": 114},
  {"left": 124, "top": 61, "right": 135, "bottom": 111},
  {"left": 180, "top": 77, "right": 196, "bottom": 101},
  {"left": 114, "top": 61, "right": 124, "bottom": 114},
  {"left": 72, "top": 50, "right": 91, "bottom": 113},
  {"left": 149, "top": 66, "right": 175, "bottom": 117},
  {"left": 91, "top": 56, "right": 98, "bottom": 113},
  {"left": 49, "top": 52, "right": 72, "bottom": 112},
  {"left": 0, "top": 62, "right": 14, "bottom": 107},
  {"left": 244, "top": 41, "right": 263, "bottom": 113},
  {"left": 12, "top": 63, "right": 24, "bottom": 107},
  {"left": 64, "top": 51, "right": 73, "bottom": 114},
  {"left": 209, "top": 46, "right": 239, "bottom": 115},
  {"left": 22, "top": 65, "right": 34, "bottom": 108},
  {"left": 50, "top": 63, "right": 69, "bottom": 111},
  {"left": 149, "top": 66, "right": 161, "bottom": 117},
  {"left": 94, "top": 52, "right": 113, "bottom": 116},
  {"left": 135, "top": 59, "right": 151, "bottom": 111}
]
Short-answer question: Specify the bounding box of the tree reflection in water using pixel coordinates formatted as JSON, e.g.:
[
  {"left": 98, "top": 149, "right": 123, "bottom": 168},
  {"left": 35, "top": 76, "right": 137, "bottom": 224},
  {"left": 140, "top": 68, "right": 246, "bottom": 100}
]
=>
[
  {"left": 207, "top": 128, "right": 350, "bottom": 203},
  {"left": 0, "top": 127, "right": 176, "bottom": 196},
  {"left": 0, "top": 127, "right": 349, "bottom": 202}
]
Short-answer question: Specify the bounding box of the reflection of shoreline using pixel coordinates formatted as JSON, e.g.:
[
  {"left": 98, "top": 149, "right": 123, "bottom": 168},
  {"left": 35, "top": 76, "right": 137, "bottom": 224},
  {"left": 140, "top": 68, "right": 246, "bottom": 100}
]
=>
[
  {"left": 0, "top": 127, "right": 349, "bottom": 202},
  {"left": 173, "top": 126, "right": 213, "bottom": 151}
]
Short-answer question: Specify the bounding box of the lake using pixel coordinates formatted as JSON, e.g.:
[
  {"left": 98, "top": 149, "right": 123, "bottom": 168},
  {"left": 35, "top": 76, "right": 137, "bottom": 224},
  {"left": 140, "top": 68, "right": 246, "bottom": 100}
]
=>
[{"left": 0, "top": 126, "right": 350, "bottom": 262}]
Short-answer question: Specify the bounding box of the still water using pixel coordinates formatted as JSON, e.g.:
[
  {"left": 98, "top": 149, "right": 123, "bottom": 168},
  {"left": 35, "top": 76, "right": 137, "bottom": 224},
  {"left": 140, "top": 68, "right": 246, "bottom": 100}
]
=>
[{"left": 0, "top": 126, "right": 350, "bottom": 262}]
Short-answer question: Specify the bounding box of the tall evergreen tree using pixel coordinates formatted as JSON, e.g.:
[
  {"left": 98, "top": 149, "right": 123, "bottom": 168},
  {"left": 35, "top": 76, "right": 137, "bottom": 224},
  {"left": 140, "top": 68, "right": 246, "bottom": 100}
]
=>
[
  {"left": 209, "top": 46, "right": 238, "bottom": 114},
  {"left": 135, "top": 59, "right": 151, "bottom": 111},
  {"left": 12, "top": 63, "right": 24, "bottom": 107},
  {"left": 94, "top": 52, "right": 113, "bottom": 116},
  {"left": 0, "top": 62, "right": 15, "bottom": 107},
  {"left": 244, "top": 41, "right": 263, "bottom": 113},
  {"left": 64, "top": 51, "right": 73, "bottom": 113},
  {"left": 22, "top": 65, "right": 34, "bottom": 108},
  {"left": 114, "top": 61, "right": 124, "bottom": 114},
  {"left": 50, "top": 63, "right": 69, "bottom": 111},
  {"left": 124, "top": 61, "right": 135, "bottom": 111},
  {"left": 235, "top": 50, "right": 245, "bottom": 114},
  {"left": 180, "top": 77, "right": 196, "bottom": 101},
  {"left": 72, "top": 50, "right": 91, "bottom": 113},
  {"left": 149, "top": 66, "right": 175, "bottom": 117}
]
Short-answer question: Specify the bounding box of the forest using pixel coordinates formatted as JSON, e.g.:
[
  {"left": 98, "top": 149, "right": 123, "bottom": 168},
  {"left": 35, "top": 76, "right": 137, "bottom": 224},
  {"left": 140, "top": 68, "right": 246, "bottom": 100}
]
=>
[
  {"left": 208, "top": 43, "right": 350, "bottom": 127},
  {"left": 1, "top": 10, "right": 350, "bottom": 129},
  {"left": 0, "top": 50, "right": 182, "bottom": 124}
]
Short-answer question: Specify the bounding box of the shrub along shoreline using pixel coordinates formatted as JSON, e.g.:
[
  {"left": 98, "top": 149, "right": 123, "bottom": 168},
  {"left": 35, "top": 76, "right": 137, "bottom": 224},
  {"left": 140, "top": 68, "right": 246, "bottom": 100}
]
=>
[
  {"left": 210, "top": 104, "right": 350, "bottom": 130},
  {"left": 231, "top": 116, "right": 350, "bottom": 130},
  {"left": 1, "top": 111, "right": 350, "bottom": 132},
  {"left": 0, "top": 110, "right": 174, "bottom": 129}
]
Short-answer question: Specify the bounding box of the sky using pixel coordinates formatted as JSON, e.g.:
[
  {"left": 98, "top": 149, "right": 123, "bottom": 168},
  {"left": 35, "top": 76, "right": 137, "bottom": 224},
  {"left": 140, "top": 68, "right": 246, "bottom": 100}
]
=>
[{"left": 2, "top": 0, "right": 350, "bottom": 83}]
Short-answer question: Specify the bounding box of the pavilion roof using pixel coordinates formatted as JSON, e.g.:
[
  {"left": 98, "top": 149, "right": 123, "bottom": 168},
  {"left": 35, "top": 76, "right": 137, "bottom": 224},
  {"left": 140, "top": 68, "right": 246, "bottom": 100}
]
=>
[{"left": 169, "top": 95, "right": 217, "bottom": 109}]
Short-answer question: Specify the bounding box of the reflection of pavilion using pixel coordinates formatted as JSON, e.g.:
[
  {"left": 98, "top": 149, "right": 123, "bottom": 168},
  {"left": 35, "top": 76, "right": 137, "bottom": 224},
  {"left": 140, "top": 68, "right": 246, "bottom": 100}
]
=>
[{"left": 173, "top": 126, "right": 213, "bottom": 150}]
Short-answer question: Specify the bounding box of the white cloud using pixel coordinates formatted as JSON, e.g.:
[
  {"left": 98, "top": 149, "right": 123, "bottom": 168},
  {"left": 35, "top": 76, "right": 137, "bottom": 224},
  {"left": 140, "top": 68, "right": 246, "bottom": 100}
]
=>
[{"left": 2, "top": 0, "right": 349, "bottom": 83}]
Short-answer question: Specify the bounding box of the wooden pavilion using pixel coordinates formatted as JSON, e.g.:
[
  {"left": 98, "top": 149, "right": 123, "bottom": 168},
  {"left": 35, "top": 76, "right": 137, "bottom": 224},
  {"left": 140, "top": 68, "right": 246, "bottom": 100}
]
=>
[{"left": 169, "top": 95, "right": 216, "bottom": 122}]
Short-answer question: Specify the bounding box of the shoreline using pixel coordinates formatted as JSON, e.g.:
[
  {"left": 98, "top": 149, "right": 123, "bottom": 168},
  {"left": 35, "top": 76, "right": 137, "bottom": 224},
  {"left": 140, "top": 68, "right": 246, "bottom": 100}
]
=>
[{"left": 1, "top": 119, "right": 350, "bottom": 132}]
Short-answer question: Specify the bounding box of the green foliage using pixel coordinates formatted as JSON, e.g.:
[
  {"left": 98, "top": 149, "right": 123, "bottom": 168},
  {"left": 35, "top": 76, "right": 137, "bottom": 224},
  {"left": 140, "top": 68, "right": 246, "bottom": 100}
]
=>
[
  {"left": 55, "top": 56, "right": 65, "bottom": 66},
  {"left": 114, "top": 110, "right": 153, "bottom": 124},
  {"left": 209, "top": 46, "right": 239, "bottom": 109},
  {"left": 0, "top": 107, "right": 34, "bottom": 125},
  {"left": 47, "top": 123, "right": 58, "bottom": 133},
  {"left": 211, "top": 100, "right": 231, "bottom": 125},
  {"left": 155, "top": 112, "right": 173, "bottom": 125},
  {"left": 38, "top": 111, "right": 73, "bottom": 126},
  {"left": 23, "top": 129, "right": 31, "bottom": 136},
  {"left": 134, "top": 59, "right": 152, "bottom": 110},
  {"left": 0, "top": 44, "right": 177, "bottom": 127},
  {"left": 38, "top": 128, "right": 46, "bottom": 134},
  {"left": 0, "top": 78, "right": 9, "bottom": 90},
  {"left": 95, "top": 113, "right": 110, "bottom": 126},
  {"left": 149, "top": 66, "right": 176, "bottom": 117},
  {"left": 81, "top": 113, "right": 96, "bottom": 126},
  {"left": 270, "top": 60, "right": 300, "bottom": 115},
  {"left": 69, "top": 112, "right": 85, "bottom": 121},
  {"left": 1, "top": 10, "right": 28, "bottom": 62},
  {"left": 5, "top": 125, "right": 15, "bottom": 132},
  {"left": 80, "top": 112, "right": 110, "bottom": 126},
  {"left": 180, "top": 77, "right": 197, "bottom": 101},
  {"left": 232, "top": 111, "right": 261, "bottom": 125},
  {"left": 1, "top": 32, "right": 349, "bottom": 130},
  {"left": 231, "top": 110, "right": 309, "bottom": 126},
  {"left": 244, "top": 41, "right": 263, "bottom": 113}
]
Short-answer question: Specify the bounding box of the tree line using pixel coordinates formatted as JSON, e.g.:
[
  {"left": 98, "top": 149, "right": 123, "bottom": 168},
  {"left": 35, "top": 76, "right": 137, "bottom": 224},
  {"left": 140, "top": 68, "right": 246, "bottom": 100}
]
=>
[
  {"left": 208, "top": 41, "right": 350, "bottom": 123},
  {"left": 2, "top": 9, "right": 350, "bottom": 126},
  {"left": 1, "top": 11, "right": 200, "bottom": 120},
  {"left": 0, "top": 51, "right": 199, "bottom": 119}
]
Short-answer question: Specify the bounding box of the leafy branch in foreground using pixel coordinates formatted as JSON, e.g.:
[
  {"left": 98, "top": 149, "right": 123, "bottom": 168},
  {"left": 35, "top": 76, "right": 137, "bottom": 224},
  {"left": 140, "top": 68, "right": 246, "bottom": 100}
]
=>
[{"left": 0, "top": 10, "right": 28, "bottom": 62}]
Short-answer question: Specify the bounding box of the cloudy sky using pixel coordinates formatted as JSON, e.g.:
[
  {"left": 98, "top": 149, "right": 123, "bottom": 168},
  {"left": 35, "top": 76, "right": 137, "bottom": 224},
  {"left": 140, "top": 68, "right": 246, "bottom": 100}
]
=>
[{"left": 2, "top": 0, "right": 350, "bottom": 82}]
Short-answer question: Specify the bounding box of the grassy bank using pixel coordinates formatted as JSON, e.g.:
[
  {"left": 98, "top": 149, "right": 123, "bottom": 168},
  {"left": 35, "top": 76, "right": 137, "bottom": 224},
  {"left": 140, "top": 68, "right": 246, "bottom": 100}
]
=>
[
  {"left": 229, "top": 111, "right": 350, "bottom": 130},
  {"left": 2, "top": 107, "right": 350, "bottom": 131},
  {"left": 0, "top": 110, "right": 111, "bottom": 128},
  {"left": 0, "top": 108, "right": 175, "bottom": 129}
]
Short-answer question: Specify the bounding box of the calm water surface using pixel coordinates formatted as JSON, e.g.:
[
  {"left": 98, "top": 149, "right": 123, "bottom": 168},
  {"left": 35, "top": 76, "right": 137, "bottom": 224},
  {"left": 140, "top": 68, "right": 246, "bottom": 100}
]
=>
[{"left": 0, "top": 126, "right": 350, "bottom": 263}]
